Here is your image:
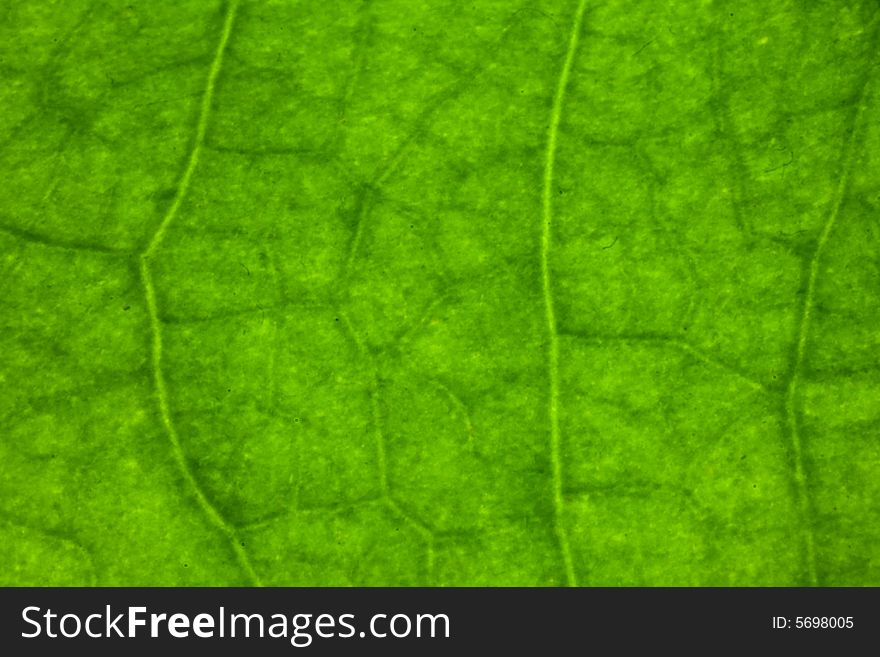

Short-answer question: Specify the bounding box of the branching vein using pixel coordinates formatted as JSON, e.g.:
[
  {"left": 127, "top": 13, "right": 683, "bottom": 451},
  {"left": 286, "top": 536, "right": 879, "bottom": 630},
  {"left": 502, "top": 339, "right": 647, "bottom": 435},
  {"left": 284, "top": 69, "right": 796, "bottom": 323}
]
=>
[
  {"left": 784, "top": 28, "right": 877, "bottom": 586},
  {"left": 338, "top": 310, "right": 435, "bottom": 583},
  {"left": 138, "top": 0, "right": 259, "bottom": 585},
  {"left": 541, "top": 0, "right": 588, "bottom": 588},
  {"left": 143, "top": 0, "right": 238, "bottom": 257}
]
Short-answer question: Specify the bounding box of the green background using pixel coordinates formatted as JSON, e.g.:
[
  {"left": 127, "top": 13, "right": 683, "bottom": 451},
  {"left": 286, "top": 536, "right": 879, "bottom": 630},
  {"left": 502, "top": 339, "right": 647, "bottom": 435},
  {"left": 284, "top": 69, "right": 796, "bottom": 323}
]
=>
[{"left": 1, "top": 0, "right": 878, "bottom": 586}]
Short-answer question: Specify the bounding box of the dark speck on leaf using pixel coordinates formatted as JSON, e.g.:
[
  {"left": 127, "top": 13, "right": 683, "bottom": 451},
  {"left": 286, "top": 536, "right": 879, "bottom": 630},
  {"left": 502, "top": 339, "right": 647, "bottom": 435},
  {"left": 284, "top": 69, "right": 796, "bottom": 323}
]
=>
[
  {"left": 632, "top": 40, "right": 653, "bottom": 57},
  {"left": 123, "top": 305, "right": 130, "bottom": 311}
]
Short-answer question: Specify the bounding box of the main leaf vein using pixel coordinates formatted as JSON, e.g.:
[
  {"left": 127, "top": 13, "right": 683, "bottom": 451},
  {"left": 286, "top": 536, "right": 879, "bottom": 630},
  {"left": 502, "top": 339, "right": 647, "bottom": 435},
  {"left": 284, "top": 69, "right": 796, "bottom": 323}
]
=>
[
  {"left": 138, "top": 0, "right": 260, "bottom": 585},
  {"left": 541, "top": 0, "right": 589, "bottom": 588}
]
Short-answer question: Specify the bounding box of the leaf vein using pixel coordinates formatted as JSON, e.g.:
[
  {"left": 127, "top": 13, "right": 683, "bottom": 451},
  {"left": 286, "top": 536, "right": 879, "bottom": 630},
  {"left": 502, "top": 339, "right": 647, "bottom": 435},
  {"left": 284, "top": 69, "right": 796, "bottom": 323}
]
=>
[
  {"left": 142, "top": 0, "right": 238, "bottom": 257},
  {"left": 783, "top": 14, "right": 880, "bottom": 587},
  {"left": 139, "top": 261, "right": 261, "bottom": 585},
  {"left": 136, "top": 0, "right": 259, "bottom": 585},
  {"left": 338, "top": 310, "right": 435, "bottom": 584},
  {"left": 0, "top": 221, "right": 127, "bottom": 255},
  {"left": 541, "top": 0, "right": 588, "bottom": 588}
]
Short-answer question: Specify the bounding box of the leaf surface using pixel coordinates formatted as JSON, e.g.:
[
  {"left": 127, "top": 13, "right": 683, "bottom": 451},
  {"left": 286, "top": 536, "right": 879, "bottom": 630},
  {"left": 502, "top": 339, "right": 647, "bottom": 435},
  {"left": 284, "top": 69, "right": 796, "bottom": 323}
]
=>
[{"left": 1, "top": 0, "right": 878, "bottom": 585}]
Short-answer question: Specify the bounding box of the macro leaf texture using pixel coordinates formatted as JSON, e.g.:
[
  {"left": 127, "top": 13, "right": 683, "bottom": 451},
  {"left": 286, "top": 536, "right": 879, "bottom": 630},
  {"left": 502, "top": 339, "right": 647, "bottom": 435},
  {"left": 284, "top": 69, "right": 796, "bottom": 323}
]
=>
[{"left": 1, "top": 0, "right": 879, "bottom": 587}]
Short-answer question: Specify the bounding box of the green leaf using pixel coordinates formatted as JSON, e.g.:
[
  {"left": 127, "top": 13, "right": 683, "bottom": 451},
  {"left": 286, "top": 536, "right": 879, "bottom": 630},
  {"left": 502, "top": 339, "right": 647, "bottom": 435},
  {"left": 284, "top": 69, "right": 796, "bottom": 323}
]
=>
[{"left": 2, "top": 0, "right": 878, "bottom": 586}]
